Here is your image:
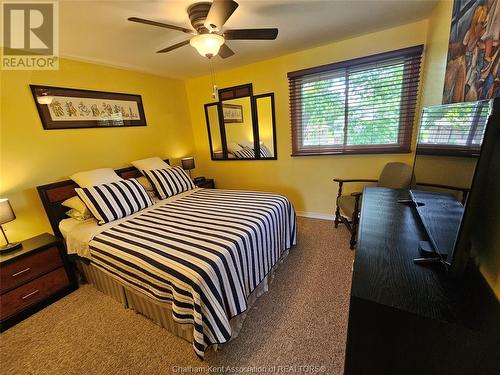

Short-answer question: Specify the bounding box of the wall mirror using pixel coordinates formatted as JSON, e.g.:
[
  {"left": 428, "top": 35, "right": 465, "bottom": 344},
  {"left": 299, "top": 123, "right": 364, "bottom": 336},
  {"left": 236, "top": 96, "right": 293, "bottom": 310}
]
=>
[{"left": 205, "top": 83, "right": 277, "bottom": 160}]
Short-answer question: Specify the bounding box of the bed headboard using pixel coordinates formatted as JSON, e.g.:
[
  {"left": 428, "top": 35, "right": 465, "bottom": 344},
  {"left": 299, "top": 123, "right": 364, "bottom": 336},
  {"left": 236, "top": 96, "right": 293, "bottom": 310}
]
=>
[{"left": 37, "top": 160, "right": 169, "bottom": 238}]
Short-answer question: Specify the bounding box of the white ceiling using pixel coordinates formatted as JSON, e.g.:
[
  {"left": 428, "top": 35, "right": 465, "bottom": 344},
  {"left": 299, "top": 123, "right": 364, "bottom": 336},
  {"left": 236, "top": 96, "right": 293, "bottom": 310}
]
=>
[{"left": 59, "top": 0, "right": 438, "bottom": 79}]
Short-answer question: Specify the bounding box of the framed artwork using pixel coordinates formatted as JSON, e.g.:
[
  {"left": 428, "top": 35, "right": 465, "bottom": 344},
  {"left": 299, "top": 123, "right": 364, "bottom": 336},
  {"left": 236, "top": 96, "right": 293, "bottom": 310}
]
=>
[
  {"left": 222, "top": 103, "right": 244, "bottom": 123},
  {"left": 443, "top": 0, "right": 499, "bottom": 104},
  {"left": 30, "top": 85, "right": 147, "bottom": 129}
]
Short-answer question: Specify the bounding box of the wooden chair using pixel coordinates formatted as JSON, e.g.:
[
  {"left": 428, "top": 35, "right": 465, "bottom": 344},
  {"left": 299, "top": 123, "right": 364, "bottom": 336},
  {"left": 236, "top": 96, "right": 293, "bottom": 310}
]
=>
[{"left": 334, "top": 162, "right": 413, "bottom": 249}]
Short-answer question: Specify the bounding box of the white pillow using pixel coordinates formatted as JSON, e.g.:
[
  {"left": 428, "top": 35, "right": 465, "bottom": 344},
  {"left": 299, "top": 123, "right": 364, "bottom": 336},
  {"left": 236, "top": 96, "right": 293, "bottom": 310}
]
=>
[
  {"left": 66, "top": 208, "right": 92, "bottom": 221},
  {"left": 131, "top": 157, "right": 170, "bottom": 173},
  {"left": 62, "top": 196, "right": 92, "bottom": 217},
  {"left": 70, "top": 168, "right": 123, "bottom": 188},
  {"left": 137, "top": 176, "right": 154, "bottom": 191}
]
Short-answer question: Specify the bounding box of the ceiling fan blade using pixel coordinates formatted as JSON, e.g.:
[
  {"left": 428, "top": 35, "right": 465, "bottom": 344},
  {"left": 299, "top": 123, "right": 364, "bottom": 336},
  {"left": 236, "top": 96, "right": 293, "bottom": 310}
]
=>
[
  {"left": 204, "top": 0, "right": 239, "bottom": 31},
  {"left": 128, "top": 17, "right": 195, "bottom": 35},
  {"left": 224, "top": 28, "right": 278, "bottom": 40},
  {"left": 218, "top": 43, "right": 235, "bottom": 58},
  {"left": 156, "top": 40, "right": 191, "bottom": 53}
]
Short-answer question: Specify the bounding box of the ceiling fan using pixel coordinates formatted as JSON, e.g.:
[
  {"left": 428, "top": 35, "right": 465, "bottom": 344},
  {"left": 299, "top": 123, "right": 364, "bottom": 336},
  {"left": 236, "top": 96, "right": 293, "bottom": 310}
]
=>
[{"left": 128, "top": 0, "right": 279, "bottom": 59}]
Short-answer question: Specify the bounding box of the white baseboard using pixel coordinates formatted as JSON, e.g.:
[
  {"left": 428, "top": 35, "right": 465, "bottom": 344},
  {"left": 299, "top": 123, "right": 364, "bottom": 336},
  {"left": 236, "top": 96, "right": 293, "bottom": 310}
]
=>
[{"left": 296, "top": 211, "right": 335, "bottom": 221}]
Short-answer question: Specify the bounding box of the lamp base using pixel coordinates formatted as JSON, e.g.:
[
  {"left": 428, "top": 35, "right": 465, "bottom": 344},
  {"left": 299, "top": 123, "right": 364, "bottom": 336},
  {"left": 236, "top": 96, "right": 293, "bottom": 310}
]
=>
[{"left": 0, "top": 241, "right": 21, "bottom": 254}]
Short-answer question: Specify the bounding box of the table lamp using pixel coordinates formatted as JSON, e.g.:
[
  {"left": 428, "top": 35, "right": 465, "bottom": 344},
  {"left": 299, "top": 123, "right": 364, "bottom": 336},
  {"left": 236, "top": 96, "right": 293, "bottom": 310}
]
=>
[
  {"left": 181, "top": 157, "right": 195, "bottom": 177},
  {"left": 0, "top": 198, "right": 21, "bottom": 253}
]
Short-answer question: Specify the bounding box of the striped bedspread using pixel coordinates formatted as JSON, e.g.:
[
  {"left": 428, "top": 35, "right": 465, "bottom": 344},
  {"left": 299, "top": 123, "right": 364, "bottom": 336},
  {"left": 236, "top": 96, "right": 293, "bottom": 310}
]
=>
[{"left": 88, "top": 189, "right": 297, "bottom": 358}]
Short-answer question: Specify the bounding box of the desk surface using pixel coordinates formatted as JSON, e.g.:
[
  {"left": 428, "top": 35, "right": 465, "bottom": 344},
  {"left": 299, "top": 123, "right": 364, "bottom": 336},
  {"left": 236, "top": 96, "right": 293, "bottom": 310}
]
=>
[{"left": 353, "top": 187, "right": 498, "bottom": 333}]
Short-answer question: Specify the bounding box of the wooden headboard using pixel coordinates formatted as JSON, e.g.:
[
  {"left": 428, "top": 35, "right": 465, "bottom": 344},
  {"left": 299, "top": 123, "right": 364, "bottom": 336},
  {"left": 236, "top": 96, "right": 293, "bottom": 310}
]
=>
[{"left": 37, "top": 160, "right": 169, "bottom": 238}]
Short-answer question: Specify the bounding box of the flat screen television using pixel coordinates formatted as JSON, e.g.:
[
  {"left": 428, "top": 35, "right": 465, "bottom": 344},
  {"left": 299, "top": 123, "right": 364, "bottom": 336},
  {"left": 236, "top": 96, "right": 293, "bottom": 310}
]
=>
[{"left": 409, "top": 97, "right": 499, "bottom": 278}]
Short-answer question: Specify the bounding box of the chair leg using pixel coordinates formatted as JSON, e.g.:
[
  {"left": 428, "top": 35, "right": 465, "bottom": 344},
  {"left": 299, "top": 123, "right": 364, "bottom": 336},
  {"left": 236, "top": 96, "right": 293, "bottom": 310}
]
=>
[{"left": 334, "top": 181, "right": 343, "bottom": 229}]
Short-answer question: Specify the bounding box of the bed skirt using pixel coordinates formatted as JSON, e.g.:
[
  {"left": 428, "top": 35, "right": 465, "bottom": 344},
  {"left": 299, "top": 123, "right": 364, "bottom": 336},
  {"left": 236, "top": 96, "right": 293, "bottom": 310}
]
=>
[{"left": 75, "top": 251, "right": 288, "bottom": 351}]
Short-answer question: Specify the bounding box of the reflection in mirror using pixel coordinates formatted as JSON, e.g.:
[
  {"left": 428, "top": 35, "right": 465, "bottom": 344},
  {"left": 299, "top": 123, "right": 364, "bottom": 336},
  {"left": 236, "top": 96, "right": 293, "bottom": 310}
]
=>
[
  {"left": 205, "top": 104, "right": 223, "bottom": 159},
  {"left": 204, "top": 83, "right": 277, "bottom": 161},
  {"left": 413, "top": 100, "right": 491, "bottom": 202},
  {"left": 410, "top": 99, "right": 493, "bottom": 257},
  {"left": 255, "top": 94, "right": 276, "bottom": 158},
  {"left": 223, "top": 97, "right": 255, "bottom": 159}
]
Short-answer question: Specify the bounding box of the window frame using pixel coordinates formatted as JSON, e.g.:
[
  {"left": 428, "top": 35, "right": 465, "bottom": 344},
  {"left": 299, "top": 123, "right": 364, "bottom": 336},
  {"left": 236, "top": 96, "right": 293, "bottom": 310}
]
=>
[{"left": 288, "top": 45, "right": 424, "bottom": 156}]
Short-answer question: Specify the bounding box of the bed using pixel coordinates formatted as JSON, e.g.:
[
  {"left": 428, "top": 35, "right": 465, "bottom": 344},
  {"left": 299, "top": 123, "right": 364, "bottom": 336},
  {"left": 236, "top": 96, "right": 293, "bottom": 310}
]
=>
[{"left": 37, "top": 162, "right": 297, "bottom": 358}]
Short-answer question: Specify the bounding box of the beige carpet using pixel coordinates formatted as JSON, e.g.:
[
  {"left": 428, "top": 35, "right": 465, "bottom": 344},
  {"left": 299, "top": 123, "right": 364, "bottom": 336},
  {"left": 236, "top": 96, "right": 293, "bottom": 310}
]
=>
[{"left": 0, "top": 217, "right": 354, "bottom": 375}]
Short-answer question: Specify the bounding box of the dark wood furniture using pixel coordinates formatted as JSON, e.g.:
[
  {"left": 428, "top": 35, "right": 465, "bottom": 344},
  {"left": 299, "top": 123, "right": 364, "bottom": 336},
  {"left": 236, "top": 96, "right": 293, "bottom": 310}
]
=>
[
  {"left": 194, "top": 178, "right": 215, "bottom": 189},
  {"left": 334, "top": 175, "right": 471, "bottom": 250},
  {"left": 37, "top": 159, "right": 169, "bottom": 238},
  {"left": 0, "top": 233, "right": 77, "bottom": 331},
  {"left": 344, "top": 187, "right": 500, "bottom": 375}
]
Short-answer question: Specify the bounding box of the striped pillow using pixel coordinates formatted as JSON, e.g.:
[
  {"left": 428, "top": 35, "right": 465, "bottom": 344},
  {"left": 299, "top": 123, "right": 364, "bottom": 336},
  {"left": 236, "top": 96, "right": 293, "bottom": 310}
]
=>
[
  {"left": 75, "top": 179, "right": 153, "bottom": 225},
  {"left": 232, "top": 147, "right": 255, "bottom": 158},
  {"left": 144, "top": 166, "right": 195, "bottom": 199},
  {"left": 259, "top": 144, "right": 273, "bottom": 157}
]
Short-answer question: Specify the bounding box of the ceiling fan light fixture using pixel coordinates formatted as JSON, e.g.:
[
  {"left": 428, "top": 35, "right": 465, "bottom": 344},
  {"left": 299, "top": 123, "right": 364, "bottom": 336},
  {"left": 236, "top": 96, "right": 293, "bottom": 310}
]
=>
[{"left": 190, "top": 33, "right": 224, "bottom": 58}]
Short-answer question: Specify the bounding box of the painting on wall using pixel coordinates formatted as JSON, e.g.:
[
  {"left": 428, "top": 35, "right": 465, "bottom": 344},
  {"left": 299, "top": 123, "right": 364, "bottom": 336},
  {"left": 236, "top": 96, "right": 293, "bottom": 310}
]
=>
[
  {"left": 222, "top": 104, "right": 244, "bottom": 123},
  {"left": 30, "top": 85, "right": 147, "bottom": 129},
  {"left": 443, "top": 0, "right": 499, "bottom": 104}
]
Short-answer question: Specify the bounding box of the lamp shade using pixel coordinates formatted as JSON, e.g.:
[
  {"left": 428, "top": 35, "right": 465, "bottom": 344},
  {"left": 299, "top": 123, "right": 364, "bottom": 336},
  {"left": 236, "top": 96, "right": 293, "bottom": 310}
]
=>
[
  {"left": 0, "top": 199, "right": 16, "bottom": 225},
  {"left": 189, "top": 33, "right": 224, "bottom": 57},
  {"left": 37, "top": 93, "right": 53, "bottom": 105},
  {"left": 181, "top": 157, "right": 195, "bottom": 171}
]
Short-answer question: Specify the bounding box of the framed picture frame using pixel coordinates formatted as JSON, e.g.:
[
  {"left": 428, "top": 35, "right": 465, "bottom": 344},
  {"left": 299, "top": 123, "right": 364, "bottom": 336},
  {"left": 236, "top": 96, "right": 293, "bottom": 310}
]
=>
[
  {"left": 30, "top": 85, "right": 147, "bottom": 129},
  {"left": 222, "top": 103, "right": 244, "bottom": 123}
]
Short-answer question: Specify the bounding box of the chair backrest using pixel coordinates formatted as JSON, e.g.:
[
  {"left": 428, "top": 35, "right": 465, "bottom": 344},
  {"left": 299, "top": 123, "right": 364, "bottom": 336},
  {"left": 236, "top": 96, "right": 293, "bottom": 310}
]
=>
[{"left": 377, "top": 162, "right": 413, "bottom": 189}]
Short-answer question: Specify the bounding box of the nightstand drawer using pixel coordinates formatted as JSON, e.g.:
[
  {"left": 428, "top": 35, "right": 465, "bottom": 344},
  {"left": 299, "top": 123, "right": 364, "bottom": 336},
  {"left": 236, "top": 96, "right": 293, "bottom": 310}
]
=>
[
  {"left": 0, "top": 267, "right": 69, "bottom": 320},
  {"left": 0, "top": 246, "right": 62, "bottom": 293}
]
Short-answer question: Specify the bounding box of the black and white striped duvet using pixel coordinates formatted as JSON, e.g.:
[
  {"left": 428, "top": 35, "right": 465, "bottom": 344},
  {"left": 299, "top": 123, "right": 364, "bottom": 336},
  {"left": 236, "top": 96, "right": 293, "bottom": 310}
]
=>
[{"left": 88, "top": 189, "right": 297, "bottom": 358}]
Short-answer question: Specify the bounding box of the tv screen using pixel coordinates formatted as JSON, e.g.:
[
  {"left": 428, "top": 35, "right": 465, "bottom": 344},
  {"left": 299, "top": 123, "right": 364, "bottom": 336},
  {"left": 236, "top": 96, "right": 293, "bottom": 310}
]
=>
[{"left": 411, "top": 99, "right": 496, "bottom": 276}]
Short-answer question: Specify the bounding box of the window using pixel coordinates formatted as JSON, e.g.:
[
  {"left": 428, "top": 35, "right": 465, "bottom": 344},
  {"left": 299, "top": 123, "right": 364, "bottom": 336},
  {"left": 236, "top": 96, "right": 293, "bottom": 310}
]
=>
[
  {"left": 417, "top": 100, "right": 492, "bottom": 157},
  {"left": 288, "top": 46, "right": 423, "bottom": 156}
]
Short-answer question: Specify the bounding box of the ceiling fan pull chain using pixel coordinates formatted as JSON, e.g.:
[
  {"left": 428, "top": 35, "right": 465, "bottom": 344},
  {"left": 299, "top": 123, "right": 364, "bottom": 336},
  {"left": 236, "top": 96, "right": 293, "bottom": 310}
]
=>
[{"left": 210, "top": 59, "right": 218, "bottom": 100}]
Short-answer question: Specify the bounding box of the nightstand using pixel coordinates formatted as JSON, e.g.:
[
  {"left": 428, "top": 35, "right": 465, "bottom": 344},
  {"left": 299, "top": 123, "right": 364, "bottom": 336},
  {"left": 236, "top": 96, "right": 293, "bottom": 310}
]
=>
[
  {"left": 0, "top": 233, "right": 77, "bottom": 331},
  {"left": 195, "top": 178, "right": 215, "bottom": 189}
]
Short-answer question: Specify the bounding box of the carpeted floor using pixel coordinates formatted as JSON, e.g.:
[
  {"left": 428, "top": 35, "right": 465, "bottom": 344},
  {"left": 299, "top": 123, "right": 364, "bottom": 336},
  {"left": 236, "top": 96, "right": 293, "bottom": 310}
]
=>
[{"left": 0, "top": 217, "right": 354, "bottom": 375}]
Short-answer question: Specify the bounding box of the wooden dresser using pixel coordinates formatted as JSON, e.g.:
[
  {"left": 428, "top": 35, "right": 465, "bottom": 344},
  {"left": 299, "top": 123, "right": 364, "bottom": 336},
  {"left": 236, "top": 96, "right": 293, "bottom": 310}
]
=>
[
  {"left": 344, "top": 187, "right": 500, "bottom": 375},
  {"left": 0, "top": 233, "right": 77, "bottom": 330}
]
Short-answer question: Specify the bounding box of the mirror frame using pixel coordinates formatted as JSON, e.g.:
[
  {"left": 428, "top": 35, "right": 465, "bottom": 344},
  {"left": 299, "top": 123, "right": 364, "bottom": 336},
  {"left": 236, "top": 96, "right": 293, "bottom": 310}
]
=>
[{"left": 204, "top": 84, "right": 278, "bottom": 161}]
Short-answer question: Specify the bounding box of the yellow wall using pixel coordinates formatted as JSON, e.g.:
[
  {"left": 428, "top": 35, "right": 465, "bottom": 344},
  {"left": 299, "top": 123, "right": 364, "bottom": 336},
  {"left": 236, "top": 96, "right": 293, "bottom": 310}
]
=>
[
  {"left": 420, "top": 0, "right": 453, "bottom": 107},
  {"left": 256, "top": 96, "right": 275, "bottom": 155},
  {"left": 186, "top": 20, "right": 429, "bottom": 215},
  {"left": 0, "top": 58, "right": 194, "bottom": 241}
]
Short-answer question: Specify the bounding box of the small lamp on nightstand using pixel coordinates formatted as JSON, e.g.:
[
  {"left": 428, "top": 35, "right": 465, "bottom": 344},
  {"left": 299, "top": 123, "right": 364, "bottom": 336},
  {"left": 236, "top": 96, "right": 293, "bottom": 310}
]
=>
[
  {"left": 0, "top": 198, "right": 21, "bottom": 253},
  {"left": 181, "top": 157, "right": 195, "bottom": 178}
]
